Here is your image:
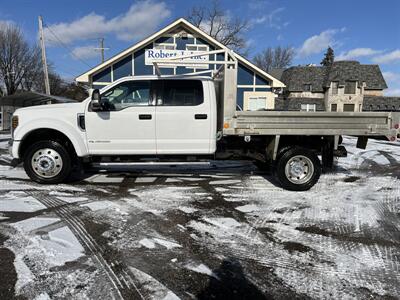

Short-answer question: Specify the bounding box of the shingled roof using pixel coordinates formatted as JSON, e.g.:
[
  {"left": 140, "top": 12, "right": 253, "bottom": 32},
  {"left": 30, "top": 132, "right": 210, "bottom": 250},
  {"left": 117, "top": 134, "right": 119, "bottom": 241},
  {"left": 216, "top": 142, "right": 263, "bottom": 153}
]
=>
[
  {"left": 280, "top": 66, "right": 327, "bottom": 92},
  {"left": 280, "top": 61, "right": 387, "bottom": 92}
]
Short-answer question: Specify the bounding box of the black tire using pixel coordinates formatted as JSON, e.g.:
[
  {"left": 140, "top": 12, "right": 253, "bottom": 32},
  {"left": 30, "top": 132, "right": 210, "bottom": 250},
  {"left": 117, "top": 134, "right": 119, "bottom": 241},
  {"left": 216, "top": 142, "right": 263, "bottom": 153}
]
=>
[
  {"left": 24, "top": 140, "right": 72, "bottom": 184},
  {"left": 275, "top": 147, "right": 321, "bottom": 191}
]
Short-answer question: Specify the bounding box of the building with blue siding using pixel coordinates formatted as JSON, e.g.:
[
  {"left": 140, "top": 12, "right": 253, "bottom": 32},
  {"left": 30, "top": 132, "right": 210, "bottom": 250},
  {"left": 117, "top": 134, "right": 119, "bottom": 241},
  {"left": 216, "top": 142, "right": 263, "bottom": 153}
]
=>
[{"left": 76, "top": 18, "right": 285, "bottom": 111}]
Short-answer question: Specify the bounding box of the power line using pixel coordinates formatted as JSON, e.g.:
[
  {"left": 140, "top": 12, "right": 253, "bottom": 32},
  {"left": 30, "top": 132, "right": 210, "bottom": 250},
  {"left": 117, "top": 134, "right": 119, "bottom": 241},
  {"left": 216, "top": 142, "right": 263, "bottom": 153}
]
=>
[{"left": 43, "top": 24, "right": 92, "bottom": 67}]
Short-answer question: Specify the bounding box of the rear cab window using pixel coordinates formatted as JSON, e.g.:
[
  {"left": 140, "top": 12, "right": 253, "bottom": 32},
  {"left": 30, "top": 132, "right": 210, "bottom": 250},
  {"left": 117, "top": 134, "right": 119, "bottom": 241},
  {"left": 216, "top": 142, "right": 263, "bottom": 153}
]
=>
[{"left": 158, "top": 80, "right": 204, "bottom": 106}]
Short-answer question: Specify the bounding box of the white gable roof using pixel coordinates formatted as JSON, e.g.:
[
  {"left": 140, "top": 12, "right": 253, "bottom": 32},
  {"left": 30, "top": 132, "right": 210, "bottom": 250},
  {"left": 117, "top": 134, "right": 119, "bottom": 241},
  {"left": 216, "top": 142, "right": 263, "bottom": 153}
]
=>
[{"left": 75, "top": 18, "right": 285, "bottom": 87}]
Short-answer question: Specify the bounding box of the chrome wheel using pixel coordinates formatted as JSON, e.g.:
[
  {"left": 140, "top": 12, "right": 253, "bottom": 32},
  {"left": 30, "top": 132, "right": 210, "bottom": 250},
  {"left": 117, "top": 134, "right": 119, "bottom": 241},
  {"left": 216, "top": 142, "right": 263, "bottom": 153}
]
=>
[
  {"left": 31, "top": 148, "right": 63, "bottom": 178},
  {"left": 284, "top": 155, "right": 314, "bottom": 185}
]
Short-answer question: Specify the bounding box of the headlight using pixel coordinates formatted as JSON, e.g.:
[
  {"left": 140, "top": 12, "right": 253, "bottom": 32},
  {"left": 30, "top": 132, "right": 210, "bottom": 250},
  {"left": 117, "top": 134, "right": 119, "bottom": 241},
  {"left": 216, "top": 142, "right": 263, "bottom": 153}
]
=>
[
  {"left": 11, "top": 115, "right": 18, "bottom": 130},
  {"left": 11, "top": 115, "right": 18, "bottom": 138}
]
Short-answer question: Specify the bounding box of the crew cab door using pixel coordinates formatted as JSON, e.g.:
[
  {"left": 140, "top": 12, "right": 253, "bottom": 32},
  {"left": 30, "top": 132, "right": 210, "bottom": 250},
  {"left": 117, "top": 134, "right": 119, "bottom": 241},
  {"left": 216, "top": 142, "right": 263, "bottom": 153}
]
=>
[
  {"left": 85, "top": 80, "right": 156, "bottom": 155},
  {"left": 155, "top": 79, "right": 213, "bottom": 154}
]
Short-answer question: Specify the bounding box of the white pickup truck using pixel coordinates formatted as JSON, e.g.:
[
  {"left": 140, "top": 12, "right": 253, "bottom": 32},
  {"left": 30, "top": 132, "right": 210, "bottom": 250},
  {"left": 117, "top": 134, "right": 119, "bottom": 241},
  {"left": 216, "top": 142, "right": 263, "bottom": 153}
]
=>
[{"left": 9, "top": 74, "right": 400, "bottom": 191}]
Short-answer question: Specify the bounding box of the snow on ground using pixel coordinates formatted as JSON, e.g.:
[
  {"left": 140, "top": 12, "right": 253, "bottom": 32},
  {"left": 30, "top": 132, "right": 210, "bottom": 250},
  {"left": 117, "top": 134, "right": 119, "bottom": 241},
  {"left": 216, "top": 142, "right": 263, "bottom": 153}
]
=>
[
  {"left": 13, "top": 217, "right": 60, "bottom": 233},
  {"left": 81, "top": 200, "right": 121, "bottom": 211},
  {"left": 139, "top": 237, "right": 181, "bottom": 250},
  {"left": 0, "top": 191, "right": 46, "bottom": 212},
  {"left": 8, "top": 225, "right": 85, "bottom": 267},
  {"left": 0, "top": 136, "right": 399, "bottom": 299},
  {"left": 124, "top": 186, "right": 209, "bottom": 216},
  {"left": 128, "top": 267, "right": 180, "bottom": 300},
  {"left": 184, "top": 262, "right": 219, "bottom": 279},
  {"left": 14, "top": 255, "right": 34, "bottom": 293}
]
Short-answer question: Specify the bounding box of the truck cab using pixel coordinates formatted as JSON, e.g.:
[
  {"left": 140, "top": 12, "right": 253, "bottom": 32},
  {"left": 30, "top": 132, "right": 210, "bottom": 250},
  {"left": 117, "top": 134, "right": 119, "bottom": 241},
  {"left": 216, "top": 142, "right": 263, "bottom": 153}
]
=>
[
  {"left": 85, "top": 76, "right": 217, "bottom": 155},
  {"left": 10, "top": 76, "right": 220, "bottom": 184}
]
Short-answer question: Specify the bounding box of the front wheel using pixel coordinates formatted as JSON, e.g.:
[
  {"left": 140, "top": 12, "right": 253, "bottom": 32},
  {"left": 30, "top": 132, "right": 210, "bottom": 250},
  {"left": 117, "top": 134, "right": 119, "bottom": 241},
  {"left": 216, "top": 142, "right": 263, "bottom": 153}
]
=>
[
  {"left": 275, "top": 147, "right": 321, "bottom": 191},
  {"left": 24, "top": 141, "right": 72, "bottom": 184}
]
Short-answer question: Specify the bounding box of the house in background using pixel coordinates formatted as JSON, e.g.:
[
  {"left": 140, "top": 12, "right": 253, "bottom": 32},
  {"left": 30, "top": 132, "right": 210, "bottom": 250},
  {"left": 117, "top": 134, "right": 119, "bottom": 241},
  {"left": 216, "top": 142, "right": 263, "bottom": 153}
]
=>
[
  {"left": 75, "top": 18, "right": 284, "bottom": 112},
  {"left": 273, "top": 61, "right": 400, "bottom": 112}
]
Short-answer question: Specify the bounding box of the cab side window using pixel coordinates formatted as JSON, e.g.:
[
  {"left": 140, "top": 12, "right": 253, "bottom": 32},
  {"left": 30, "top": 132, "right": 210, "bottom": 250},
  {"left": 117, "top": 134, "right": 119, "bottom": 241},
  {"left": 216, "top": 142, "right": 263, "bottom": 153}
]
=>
[
  {"left": 102, "top": 81, "right": 150, "bottom": 110},
  {"left": 162, "top": 80, "right": 203, "bottom": 106}
]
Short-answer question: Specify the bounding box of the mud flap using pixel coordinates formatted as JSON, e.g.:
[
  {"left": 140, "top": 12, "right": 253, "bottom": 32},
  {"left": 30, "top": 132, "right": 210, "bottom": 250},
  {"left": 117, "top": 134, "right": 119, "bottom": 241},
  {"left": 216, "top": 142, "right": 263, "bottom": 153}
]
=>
[
  {"left": 356, "top": 137, "right": 368, "bottom": 149},
  {"left": 321, "top": 141, "right": 334, "bottom": 172},
  {"left": 10, "top": 158, "right": 21, "bottom": 168}
]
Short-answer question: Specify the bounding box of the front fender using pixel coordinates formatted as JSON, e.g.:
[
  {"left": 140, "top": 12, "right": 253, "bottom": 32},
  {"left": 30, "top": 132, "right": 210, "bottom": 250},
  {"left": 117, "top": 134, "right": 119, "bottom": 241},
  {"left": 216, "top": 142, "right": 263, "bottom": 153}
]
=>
[{"left": 13, "top": 119, "right": 88, "bottom": 158}]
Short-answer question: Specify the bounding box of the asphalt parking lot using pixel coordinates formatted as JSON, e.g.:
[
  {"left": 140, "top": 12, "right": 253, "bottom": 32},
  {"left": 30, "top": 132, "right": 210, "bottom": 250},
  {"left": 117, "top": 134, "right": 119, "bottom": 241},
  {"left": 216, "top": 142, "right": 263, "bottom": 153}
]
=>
[{"left": 1, "top": 136, "right": 400, "bottom": 299}]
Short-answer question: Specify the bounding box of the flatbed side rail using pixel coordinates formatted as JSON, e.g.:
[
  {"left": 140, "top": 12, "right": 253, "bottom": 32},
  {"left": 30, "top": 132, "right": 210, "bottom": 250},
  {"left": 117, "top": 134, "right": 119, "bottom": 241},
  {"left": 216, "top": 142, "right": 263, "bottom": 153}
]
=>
[{"left": 223, "top": 111, "right": 400, "bottom": 140}]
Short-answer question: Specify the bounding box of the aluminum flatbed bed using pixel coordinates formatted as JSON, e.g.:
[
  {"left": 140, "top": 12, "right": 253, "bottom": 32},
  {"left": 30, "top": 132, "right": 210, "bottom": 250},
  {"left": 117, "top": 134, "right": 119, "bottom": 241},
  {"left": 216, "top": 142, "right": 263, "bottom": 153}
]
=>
[{"left": 224, "top": 111, "right": 400, "bottom": 139}]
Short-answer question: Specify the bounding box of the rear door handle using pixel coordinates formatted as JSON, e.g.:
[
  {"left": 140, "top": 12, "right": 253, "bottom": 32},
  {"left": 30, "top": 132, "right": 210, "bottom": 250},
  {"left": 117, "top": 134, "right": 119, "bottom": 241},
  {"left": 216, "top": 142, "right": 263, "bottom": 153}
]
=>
[
  {"left": 195, "top": 114, "right": 208, "bottom": 120},
  {"left": 139, "top": 114, "right": 152, "bottom": 120}
]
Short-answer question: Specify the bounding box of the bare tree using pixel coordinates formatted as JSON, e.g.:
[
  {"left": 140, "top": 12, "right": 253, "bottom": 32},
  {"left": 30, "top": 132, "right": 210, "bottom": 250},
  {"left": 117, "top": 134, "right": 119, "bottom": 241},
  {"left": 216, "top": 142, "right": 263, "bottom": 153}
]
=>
[
  {"left": 0, "top": 23, "right": 42, "bottom": 95},
  {"left": 253, "top": 46, "right": 294, "bottom": 72},
  {"left": 0, "top": 23, "right": 87, "bottom": 100},
  {"left": 188, "top": 0, "right": 249, "bottom": 54},
  {"left": 20, "top": 47, "right": 43, "bottom": 91}
]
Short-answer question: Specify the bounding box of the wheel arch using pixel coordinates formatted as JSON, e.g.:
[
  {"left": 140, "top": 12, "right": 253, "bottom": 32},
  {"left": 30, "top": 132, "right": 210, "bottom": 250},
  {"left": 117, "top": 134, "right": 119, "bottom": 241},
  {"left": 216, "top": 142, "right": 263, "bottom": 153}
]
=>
[{"left": 19, "top": 128, "right": 83, "bottom": 159}]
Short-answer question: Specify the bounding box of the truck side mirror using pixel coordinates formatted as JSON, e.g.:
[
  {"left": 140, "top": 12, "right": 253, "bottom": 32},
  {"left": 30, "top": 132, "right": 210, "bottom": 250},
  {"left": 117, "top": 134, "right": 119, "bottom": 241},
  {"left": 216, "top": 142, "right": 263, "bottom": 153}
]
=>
[{"left": 91, "top": 89, "right": 102, "bottom": 111}]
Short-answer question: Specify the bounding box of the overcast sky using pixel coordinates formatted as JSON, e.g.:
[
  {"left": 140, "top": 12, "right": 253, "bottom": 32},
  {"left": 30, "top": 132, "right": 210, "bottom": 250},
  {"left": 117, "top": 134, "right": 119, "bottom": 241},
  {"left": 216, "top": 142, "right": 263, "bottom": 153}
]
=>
[{"left": 1, "top": 0, "right": 399, "bottom": 95}]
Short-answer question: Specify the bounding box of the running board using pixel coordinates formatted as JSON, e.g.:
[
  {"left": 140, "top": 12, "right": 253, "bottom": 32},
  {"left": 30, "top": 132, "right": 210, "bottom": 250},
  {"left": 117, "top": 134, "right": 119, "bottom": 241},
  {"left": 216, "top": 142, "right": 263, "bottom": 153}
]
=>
[{"left": 92, "top": 161, "right": 211, "bottom": 167}]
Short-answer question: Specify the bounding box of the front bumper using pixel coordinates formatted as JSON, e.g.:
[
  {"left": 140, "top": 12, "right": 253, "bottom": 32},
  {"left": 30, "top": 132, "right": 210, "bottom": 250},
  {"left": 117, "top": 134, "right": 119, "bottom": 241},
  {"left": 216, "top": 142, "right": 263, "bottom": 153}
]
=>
[
  {"left": 8, "top": 139, "right": 22, "bottom": 167},
  {"left": 8, "top": 139, "right": 21, "bottom": 159}
]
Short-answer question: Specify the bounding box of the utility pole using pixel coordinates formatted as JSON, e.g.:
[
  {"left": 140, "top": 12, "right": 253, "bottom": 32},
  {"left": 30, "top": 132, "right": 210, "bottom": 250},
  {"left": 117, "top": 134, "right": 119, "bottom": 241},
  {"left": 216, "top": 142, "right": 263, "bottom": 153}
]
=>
[
  {"left": 38, "top": 16, "right": 51, "bottom": 95},
  {"left": 100, "top": 38, "right": 105, "bottom": 63},
  {"left": 94, "top": 38, "right": 109, "bottom": 63}
]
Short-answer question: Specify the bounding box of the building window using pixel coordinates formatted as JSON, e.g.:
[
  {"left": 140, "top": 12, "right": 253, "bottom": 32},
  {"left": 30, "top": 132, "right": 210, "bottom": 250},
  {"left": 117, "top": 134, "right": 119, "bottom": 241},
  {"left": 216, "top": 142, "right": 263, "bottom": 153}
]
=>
[
  {"left": 344, "top": 81, "right": 357, "bottom": 94},
  {"left": 331, "top": 104, "right": 337, "bottom": 112},
  {"left": 303, "top": 84, "right": 312, "bottom": 92},
  {"left": 247, "top": 96, "right": 267, "bottom": 111},
  {"left": 331, "top": 82, "right": 339, "bottom": 95},
  {"left": 154, "top": 43, "right": 176, "bottom": 50},
  {"left": 343, "top": 104, "right": 355, "bottom": 112},
  {"left": 377, "top": 105, "right": 381, "bottom": 110},
  {"left": 300, "top": 104, "right": 316, "bottom": 112},
  {"left": 185, "top": 44, "right": 209, "bottom": 69},
  {"left": 186, "top": 44, "right": 208, "bottom": 52}
]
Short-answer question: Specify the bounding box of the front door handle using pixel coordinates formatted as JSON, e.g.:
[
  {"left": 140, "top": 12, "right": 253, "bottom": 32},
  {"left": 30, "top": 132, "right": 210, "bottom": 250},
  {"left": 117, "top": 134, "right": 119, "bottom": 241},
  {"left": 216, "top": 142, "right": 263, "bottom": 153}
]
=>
[
  {"left": 195, "top": 114, "right": 208, "bottom": 120},
  {"left": 139, "top": 114, "right": 152, "bottom": 120}
]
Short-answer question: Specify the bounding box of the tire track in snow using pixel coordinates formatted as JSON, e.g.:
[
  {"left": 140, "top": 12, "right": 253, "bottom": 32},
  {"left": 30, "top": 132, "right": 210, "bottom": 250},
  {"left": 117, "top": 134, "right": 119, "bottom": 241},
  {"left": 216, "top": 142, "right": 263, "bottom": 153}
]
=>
[
  {"left": 202, "top": 174, "right": 400, "bottom": 297},
  {"left": 25, "top": 191, "right": 145, "bottom": 300}
]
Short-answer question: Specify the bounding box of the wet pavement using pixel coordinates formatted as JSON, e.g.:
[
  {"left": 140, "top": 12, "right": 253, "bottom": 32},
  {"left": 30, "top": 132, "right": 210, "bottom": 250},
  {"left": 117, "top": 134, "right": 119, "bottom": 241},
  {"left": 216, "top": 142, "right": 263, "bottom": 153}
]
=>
[{"left": 0, "top": 136, "right": 400, "bottom": 299}]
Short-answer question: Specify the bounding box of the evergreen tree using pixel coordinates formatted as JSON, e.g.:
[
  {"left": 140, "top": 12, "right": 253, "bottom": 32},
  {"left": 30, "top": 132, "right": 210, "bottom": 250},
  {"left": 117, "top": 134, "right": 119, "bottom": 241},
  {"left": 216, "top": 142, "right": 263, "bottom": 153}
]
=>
[{"left": 321, "top": 47, "right": 334, "bottom": 66}]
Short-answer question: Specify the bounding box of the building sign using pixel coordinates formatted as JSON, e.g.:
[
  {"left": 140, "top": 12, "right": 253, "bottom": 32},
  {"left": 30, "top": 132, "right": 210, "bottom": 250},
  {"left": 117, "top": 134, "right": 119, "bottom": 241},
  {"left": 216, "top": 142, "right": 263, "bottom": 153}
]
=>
[{"left": 145, "top": 49, "right": 208, "bottom": 68}]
